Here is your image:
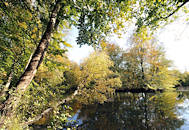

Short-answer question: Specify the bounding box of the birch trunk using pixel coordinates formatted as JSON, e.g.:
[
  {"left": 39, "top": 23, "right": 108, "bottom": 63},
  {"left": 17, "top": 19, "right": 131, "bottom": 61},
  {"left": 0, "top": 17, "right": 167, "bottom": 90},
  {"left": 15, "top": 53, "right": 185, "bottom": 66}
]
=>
[{"left": 0, "top": 0, "right": 62, "bottom": 125}]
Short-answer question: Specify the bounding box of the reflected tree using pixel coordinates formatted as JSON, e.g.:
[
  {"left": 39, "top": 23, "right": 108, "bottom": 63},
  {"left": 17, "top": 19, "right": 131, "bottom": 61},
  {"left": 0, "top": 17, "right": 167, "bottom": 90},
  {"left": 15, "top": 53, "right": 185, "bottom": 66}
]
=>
[{"left": 75, "top": 92, "right": 184, "bottom": 130}]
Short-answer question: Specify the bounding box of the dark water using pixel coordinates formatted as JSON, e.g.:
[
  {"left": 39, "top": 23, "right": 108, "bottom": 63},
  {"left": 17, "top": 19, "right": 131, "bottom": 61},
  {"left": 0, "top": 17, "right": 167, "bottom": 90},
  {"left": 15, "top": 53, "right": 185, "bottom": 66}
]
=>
[{"left": 67, "top": 91, "right": 189, "bottom": 130}]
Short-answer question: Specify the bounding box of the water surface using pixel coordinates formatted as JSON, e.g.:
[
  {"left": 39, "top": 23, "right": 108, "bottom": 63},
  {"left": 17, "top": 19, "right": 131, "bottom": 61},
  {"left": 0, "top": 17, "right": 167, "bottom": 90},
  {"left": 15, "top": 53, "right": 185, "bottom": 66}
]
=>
[{"left": 68, "top": 91, "right": 189, "bottom": 130}]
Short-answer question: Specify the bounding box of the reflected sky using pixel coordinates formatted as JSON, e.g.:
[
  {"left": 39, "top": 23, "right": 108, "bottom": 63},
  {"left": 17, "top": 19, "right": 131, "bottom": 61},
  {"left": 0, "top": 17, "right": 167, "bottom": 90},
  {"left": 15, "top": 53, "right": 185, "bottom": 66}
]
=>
[
  {"left": 176, "top": 99, "right": 189, "bottom": 130},
  {"left": 67, "top": 91, "right": 189, "bottom": 130}
]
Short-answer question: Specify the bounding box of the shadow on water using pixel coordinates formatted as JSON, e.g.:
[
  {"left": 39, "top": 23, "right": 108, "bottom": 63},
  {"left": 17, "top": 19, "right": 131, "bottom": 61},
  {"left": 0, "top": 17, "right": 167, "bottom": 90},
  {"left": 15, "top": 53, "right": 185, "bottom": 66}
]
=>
[{"left": 67, "top": 91, "right": 189, "bottom": 130}]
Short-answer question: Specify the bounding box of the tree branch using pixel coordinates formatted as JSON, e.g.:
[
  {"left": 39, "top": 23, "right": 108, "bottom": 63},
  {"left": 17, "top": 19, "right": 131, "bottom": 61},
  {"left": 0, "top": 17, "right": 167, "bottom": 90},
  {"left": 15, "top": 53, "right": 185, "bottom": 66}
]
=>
[
  {"left": 162, "top": 0, "right": 189, "bottom": 19},
  {"left": 22, "top": 89, "right": 79, "bottom": 128}
]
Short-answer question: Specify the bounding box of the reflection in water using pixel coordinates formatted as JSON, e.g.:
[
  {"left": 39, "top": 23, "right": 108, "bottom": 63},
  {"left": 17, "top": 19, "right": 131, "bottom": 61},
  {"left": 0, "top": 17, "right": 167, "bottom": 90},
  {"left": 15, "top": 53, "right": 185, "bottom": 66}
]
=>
[
  {"left": 68, "top": 91, "right": 189, "bottom": 130},
  {"left": 176, "top": 92, "right": 189, "bottom": 130}
]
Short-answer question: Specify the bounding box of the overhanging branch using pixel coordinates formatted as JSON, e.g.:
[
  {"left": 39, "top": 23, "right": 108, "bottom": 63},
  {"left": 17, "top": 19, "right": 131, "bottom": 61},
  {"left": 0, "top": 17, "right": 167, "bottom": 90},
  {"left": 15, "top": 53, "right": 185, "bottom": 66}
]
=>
[{"left": 162, "top": 0, "right": 189, "bottom": 19}]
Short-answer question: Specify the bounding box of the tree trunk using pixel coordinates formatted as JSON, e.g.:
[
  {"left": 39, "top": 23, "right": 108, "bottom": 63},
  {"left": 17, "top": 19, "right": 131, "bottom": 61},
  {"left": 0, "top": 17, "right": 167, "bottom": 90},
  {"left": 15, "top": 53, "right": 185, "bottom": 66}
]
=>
[
  {"left": 140, "top": 59, "right": 145, "bottom": 80},
  {"left": 15, "top": 0, "right": 61, "bottom": 94},
  {"left": 0, "top": 0, "right": 62, "bottom": 125}
]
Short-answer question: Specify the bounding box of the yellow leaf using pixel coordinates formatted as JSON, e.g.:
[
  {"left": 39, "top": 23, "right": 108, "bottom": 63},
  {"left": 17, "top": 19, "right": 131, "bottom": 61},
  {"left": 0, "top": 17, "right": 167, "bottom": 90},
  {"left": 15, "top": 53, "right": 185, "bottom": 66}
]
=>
[
  {"left": 18, "top": 22, "right": 27, "bottom": 29},
  {"left": 32, "top": 27, "right": 38, "bottom": 33},
  {"left": 4, "top": 2, "right": 8, "bottom": 6},
  {"left": 31, "top": 34, "right": 36, "bottom": 39},
  {"left": 63, "top": 41, "right": 72, "bottom": 47}
]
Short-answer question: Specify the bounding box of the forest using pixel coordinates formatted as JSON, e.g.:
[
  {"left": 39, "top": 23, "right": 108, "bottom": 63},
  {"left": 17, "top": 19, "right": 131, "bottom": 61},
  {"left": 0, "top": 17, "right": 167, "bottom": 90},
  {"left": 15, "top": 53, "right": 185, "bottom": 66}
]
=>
[{"left": 0, "top": 0, "right": 189, "bottom": 129}]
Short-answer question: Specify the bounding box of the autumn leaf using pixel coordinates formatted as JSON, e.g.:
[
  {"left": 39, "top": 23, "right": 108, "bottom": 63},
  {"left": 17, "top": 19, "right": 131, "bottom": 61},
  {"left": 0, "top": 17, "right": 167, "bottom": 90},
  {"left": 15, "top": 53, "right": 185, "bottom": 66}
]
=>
[{"left": 18, "top": 22, "right": 27, "bottom": 29}]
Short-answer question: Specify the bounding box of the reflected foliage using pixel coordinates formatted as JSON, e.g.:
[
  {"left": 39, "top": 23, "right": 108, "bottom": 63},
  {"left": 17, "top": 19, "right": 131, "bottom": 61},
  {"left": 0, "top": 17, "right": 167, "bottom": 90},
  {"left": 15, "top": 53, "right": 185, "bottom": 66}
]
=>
[{"left": 73, "top": 92, "right": 184, "bottom": 130}]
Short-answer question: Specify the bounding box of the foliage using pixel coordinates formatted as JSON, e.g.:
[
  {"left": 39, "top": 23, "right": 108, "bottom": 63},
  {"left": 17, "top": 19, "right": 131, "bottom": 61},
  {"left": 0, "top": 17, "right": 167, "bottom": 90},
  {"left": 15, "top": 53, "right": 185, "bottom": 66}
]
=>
[
  {"left": 0, "top": 0, "right": 188, "bottom": 128},
  {"left": 133, "top": 0, "right": 189, "bottom": 31},
  {"left": 177, "top": 71, "right": 189, "bottom": 87},
  {"left": 0, "top": 0, "right": 187, "bottom": 89},
  {"left": 75, "top": 92, "right": 184, "bottom": 129},
  {"left": 125, "top": 33, "right": 179, "bottom": 90},
  {"left": 0, "top": 1, "right": 40, "bottom": 88},
  {"left": 105, "top": 43, "right": 125, "bottom": 73},
  {"left": 105, "top": 29, "right": 179, "bottom": 90},
  {"left": 151, "top": 91, "right": 184, "bottom": 122},
  {"left": 15, "top": 53, "right": 75, "bottom": 128},
  {"left": 76, "top": 51, "right": 122, "bottom": 104},
  {"left": 63, "top": 62, "right": 81, "bottom": 91}
]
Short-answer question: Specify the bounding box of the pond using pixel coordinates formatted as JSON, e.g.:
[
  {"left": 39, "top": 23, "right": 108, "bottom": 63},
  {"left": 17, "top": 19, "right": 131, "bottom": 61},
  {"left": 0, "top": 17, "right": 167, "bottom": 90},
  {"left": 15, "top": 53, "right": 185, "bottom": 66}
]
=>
[{"left": 66, "top": 91, "right": 189, "bottom": 130}]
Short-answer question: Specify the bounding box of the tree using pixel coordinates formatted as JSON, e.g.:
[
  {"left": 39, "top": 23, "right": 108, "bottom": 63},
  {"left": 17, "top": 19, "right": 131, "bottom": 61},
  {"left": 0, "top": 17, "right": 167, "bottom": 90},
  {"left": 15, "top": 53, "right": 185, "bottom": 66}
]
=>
[
  {"left": 0, "top": 1, "right": 41, "bottom": 101},
  {"left": 76, "top": 51, "right": 122, "bottom": 104},
  {"left": 105, "top": 43, "right": 125, "bottom": 73},
  {"left": 123, "top": 30, "right": 179, "bottom": 89},
  {"left": 0, "top": 0, "right": 135, "bottom": 123},
  {"left": 105, "top": 28, "right": 178, "bottom": 90},
  {"left": 1, "top": 0, "right": 188, "bottom": 127},
  {"left": 14, "top": 53, "right": 74, "bottom": 128}
]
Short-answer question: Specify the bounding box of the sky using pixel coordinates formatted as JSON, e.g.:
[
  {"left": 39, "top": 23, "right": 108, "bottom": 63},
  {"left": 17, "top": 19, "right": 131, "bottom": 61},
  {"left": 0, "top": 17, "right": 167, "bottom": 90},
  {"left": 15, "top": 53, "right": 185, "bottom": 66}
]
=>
[
  {"left": 65, "top": 15, "right": 189, "bottom": 72},
  {"left": 65, "top": 27, "right": 94, "bottom": 64},
  {"left": 157, "top": 17, "right": 189, "bottom": 72}
]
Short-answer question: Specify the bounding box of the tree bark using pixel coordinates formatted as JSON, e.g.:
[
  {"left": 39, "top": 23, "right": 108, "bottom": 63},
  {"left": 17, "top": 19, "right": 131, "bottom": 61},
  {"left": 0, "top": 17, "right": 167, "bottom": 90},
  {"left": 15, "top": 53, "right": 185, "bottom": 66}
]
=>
[
  {"left": 0, "top": 0, "right": 62, "bottom": 125},
  {"left": 15, "top": 0, "right": 61, "bottom": 94}
]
